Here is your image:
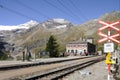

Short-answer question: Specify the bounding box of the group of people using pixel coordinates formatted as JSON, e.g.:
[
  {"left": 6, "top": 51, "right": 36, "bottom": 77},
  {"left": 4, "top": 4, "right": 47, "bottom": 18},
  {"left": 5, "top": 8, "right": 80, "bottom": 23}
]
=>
[
  {"left": 64, "top": 50, "right": 88, "bottom": 56},
  {"left": 22, "top": 51, "right": 32, "bottom": 61},
  {"left": 80, "top": 50, "right": 88, "bottom": 56}
]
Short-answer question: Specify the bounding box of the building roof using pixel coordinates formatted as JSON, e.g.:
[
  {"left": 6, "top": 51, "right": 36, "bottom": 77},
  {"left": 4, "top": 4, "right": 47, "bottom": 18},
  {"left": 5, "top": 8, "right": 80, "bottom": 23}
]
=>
[{"left": 68, "top": 41, "right": 89, "bottom": 44}]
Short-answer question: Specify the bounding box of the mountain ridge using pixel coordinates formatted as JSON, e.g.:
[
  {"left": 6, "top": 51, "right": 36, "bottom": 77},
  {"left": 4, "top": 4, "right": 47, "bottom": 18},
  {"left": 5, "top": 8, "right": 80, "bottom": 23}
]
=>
[
  {"left": 0, "top": 11, "right": 120, "bottom": 58},
  {"left": 0, "top": 20, "right": 39, "bottom": 31}
]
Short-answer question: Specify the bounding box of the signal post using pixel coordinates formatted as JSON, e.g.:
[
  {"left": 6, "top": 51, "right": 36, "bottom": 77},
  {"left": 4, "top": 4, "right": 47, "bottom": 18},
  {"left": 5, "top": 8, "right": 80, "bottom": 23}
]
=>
[{"left": 98, "top": 20, "right": 120, "bottom": 80}]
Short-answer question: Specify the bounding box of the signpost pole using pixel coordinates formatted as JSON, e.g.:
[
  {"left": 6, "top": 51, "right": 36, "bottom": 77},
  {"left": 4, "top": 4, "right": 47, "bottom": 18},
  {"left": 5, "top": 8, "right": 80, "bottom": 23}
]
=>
[
  {"left": 108, "top": 63, "right": 110, "bottom": 80},
  {"left": 105, "top": 52, "right": 111, "bottom": 80},
  {"left": 115, "top": 51, "right": 117, "bottom": 63},
  {"left": 98, "top": 20, "right": 120, "bottom": 80},
  {"left": 108, "top": 25, "right": 110, "bottom": 80}
]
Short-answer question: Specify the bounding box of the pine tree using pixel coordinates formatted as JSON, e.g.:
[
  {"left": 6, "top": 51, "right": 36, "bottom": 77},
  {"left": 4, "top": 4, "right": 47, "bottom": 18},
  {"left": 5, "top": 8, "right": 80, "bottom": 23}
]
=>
[{"left": 46, "top": 35, "right": 60, "bottom": 57}]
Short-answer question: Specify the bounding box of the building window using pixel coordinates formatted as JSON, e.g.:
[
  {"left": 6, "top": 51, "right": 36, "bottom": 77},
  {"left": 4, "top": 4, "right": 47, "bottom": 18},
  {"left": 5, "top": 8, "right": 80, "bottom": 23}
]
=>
[
  {"left": 75, "top": 50, "right": 77, "bottom": 53},
  {"left": 68, "top": 50, "right": 70, "bottom": 53},
  {"left": 71, "top": 50, "right": 74, "bottom": 53}
]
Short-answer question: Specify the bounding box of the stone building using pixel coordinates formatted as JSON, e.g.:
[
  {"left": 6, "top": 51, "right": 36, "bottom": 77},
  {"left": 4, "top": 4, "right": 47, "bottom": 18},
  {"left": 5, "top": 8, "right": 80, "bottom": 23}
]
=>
[{"left": 66, "top": 42, "right": 96, "bottom": 55}]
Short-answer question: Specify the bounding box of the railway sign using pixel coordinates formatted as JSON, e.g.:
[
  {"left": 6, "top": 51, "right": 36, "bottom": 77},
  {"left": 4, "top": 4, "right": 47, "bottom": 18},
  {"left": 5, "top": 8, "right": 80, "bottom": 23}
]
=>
[
  {"left": 98, "top": 20, "right": 120, "bottom": 31},
  {"left": 104, "top": 43, "right": 114, "bottom": 53},
  {"left": 98, "top": 20, "right": 120, "bottom": 80},
  {"left": 98, "top": 20, "right": 120, "bottom": 44},
  {"left": 105, "top": 52, "right": 115, "bottom": 64}
]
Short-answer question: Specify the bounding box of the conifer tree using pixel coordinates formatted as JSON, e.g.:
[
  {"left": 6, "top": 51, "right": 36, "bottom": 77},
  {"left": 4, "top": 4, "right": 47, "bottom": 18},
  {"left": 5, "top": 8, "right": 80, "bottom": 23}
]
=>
[{"left": 46, "top": 35, "right": 59, "bottom": 57}]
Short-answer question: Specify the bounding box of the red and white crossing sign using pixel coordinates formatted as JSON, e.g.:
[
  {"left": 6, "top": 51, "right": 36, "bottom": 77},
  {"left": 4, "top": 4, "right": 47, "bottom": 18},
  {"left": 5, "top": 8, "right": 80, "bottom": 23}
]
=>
[
  {"left": 98, "top": 20, "right": 120, "bottom": 44},
  {"left": 98, "top": 20, "right": 120, "bottom": 31},
  {"left": 98, "top": 20, "right": 120, "bottom": 80}
]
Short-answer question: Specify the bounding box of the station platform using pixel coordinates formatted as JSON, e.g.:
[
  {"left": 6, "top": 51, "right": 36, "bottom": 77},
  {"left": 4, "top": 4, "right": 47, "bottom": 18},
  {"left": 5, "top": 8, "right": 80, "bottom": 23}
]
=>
[{"left": 0, "top": 56, "right": 90, "bottom": 68}]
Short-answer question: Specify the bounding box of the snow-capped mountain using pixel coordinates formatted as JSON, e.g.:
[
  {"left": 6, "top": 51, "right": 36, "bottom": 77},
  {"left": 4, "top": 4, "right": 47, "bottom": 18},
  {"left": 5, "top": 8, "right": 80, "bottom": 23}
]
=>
[
  {"left": 0, "top": 18, "right": 74, "bottom": 56},
  {"left": 0, "top": 20, "right": 39, "bottom": 31},
  {"left": 0, "top": 18, "right": 73, "bottom": 31},
  {"left": 41, "top": 18, "right": 73, "bottom": 29},
  {"left": 0, "top": 11, "right": 120, "bottom": 58}
]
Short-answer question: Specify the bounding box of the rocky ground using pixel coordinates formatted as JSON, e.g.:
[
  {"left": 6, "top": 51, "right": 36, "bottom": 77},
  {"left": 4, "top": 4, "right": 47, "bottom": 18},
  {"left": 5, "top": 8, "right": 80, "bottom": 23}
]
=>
[{"left": 62, "top": 61, "right": 115, "bottom": 80}]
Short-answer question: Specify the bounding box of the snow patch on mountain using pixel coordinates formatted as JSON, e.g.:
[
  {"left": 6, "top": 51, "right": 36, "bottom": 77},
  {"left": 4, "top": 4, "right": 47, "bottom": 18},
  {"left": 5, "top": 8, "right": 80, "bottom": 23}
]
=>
[
  {"left": 41, "top": 18, "right": 73, "bottom": 29},
  {"left": 0, "top": 20, "right": 38, "bottom": 31},
  {"left": 19, "top": 20, "right": 38, "bottom": 28},
  {"left": 52, "top": 18, "right": 69, "bottom": 24},
  {"left": 55, "top": 25, "right": 67, "bottom": 29}
]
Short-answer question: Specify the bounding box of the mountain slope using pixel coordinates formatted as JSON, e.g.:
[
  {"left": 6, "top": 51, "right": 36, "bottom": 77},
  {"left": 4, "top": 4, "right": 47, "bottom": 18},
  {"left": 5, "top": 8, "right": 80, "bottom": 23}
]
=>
[
  {"left": 1, "top": 11, "right": 120, "bottom": 57},
  {"left": 9, "top": 18, "right": 74, "bottom": 55}
]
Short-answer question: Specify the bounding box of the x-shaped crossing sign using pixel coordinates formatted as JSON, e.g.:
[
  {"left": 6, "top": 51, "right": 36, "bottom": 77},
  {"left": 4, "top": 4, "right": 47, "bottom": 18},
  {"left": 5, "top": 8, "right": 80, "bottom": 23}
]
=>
[{"left": 98, "top": 20, "right": 120, "bottom": 44}]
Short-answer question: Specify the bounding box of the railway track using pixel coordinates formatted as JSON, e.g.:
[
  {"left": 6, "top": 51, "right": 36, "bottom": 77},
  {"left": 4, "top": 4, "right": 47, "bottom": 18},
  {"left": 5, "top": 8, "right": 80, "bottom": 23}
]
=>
[
  {"left": 0, "top": 56, "right": 90, "bottom": 71},
  {"left": 0, "top": 56, "right": 105, "bottom": 80},
  {"left": 21, "top": 56, "right": 105, "bottom": 80}
]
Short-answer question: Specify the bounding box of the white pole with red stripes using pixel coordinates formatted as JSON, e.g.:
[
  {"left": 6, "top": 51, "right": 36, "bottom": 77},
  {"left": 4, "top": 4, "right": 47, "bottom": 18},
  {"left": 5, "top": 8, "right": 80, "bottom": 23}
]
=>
[{"left": 98, "top": 20, "right": 120, "bottom": 80}]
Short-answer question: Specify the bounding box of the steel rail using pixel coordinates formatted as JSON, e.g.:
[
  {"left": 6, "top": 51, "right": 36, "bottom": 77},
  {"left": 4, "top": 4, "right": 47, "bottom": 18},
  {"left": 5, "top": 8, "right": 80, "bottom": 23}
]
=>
[
  {"left": 0, "top": 56, "right": 92, "bottom": 71},
  {"left": 23, "top": 56, "right": 105, "bottom": 80}
]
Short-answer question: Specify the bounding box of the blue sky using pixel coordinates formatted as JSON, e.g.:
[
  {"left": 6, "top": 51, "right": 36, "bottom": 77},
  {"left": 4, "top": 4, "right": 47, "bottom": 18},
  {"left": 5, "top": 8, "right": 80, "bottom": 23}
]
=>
[{"left": 0, "top": 0, "right": 119, "bottom": 25}]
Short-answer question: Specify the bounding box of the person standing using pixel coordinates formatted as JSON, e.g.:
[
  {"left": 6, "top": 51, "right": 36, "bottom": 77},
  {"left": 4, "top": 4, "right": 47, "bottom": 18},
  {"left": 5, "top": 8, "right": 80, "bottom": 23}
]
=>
[{"left": 22, "top": 51, "right": 25, "bottom": 61}]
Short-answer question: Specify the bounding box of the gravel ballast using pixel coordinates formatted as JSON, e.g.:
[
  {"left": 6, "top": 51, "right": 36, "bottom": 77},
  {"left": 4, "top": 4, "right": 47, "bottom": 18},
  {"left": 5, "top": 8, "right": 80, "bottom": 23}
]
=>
[{"left": 63, "top": 61, "right": 115, "bottom": 80}]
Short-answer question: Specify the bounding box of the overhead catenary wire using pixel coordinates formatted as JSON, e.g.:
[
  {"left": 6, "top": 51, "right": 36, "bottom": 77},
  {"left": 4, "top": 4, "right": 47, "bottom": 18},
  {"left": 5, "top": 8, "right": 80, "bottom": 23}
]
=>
[
  {"left": 57, "top": 0, "right": 83, "bottom": 22},
  {"left": 116, "top": 0, "right": 119, "bottom": 10},
  {"left": 0, "top": 4, "right": 39, "bottom": 21},
  {"left": 43, "top": 0, "right": 80, "bottom": 22},
  {"left": 69, "top": 0, "right": 88, "bottom": 21},
  {"left": 14, "top": 0, "right": 50, "bottom": 19},
  {"left": 0, "top": 0, "right": 90, "bottom": 24}
]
